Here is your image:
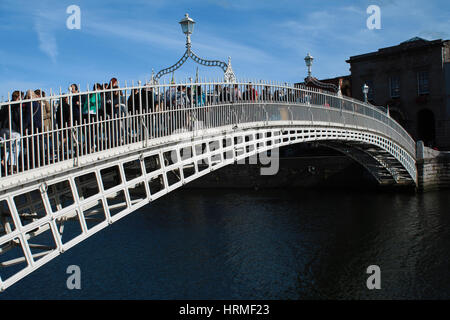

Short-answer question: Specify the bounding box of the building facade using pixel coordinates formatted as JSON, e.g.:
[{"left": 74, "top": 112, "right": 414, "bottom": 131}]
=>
[{"left": 346, "top": 37, "right": 450, "bottom": 149}]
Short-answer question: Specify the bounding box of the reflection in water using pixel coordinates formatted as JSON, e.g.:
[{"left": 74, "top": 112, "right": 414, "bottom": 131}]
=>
[{"left": 1, "top": 188, "right": 450, "bottom": 299}]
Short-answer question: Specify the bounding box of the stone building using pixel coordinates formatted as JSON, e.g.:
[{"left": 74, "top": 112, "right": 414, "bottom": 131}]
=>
[{"left": 346, "top": 37, "right": 450, "bottom": 149}]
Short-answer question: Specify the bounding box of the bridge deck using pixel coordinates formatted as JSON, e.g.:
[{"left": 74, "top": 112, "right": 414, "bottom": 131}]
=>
[{"left": 0, "top": 80, "right": 417, "bottom": 291}]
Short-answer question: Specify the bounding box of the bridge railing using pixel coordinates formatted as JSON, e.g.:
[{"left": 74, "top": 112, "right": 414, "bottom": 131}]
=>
[{"left": 0, "top": 80, "right": 416, "bottom": 181}]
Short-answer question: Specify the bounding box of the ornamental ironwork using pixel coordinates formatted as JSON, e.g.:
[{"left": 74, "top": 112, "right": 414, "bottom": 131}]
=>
[{"left": 153, "top": 14, "right": 236, "bottom": 83}]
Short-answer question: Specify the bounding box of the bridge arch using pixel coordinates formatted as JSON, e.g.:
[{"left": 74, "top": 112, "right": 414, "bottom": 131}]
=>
[{"left": 0, "top": 80, "right": 417, "bottom": 291}]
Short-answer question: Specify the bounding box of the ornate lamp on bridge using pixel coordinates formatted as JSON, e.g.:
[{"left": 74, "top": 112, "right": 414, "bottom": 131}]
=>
[
  {"left": 304, "top": 53, "right": 314, "bottom": 78},
  {"left": 303, "top": 53, "right": 341, "bottom": 95},
  {"left": 152, "top": 13, "right": 236, "bottom": 84},
  {"left": 179, "top": 13, "right": 195, "bottom": 48}
]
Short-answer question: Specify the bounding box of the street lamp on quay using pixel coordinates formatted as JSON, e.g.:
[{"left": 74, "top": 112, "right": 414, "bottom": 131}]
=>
[
  {"left": 303, "top": 54, "right": 390, "bottom": 116},
  {"left": 152, "top": 13, "right": 236, "bottom": 83},
  {"left": 361, "top": 83, "right": 390, "bottom": 116},
  {"left": 362, "top": 83, "right": 369, "bottom": 103}
]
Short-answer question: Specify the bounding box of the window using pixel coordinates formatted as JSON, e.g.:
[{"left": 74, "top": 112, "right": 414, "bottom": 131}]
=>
[
  {"left": 389, "top": 76, "right": 400, "bottom": 98},
  {"left": 417, "top": 71, "right": 429, "bottom": 95}
]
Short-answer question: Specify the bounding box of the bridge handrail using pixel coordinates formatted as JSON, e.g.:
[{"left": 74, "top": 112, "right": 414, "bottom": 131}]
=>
[{"left": 0, "top": 80, "right": 416, "bottom": 180}]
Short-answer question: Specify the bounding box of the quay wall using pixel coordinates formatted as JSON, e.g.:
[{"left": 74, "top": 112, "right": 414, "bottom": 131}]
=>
[{"left": 416, "top": 141, "right": 450, "bottom": 192}]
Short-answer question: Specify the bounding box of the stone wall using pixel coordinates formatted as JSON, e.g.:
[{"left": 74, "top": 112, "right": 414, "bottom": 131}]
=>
[{"left": 416, "top": 141, "right": 450, "bottom": 192}]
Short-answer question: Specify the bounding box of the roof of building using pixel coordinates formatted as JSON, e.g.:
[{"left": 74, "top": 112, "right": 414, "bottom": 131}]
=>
[
  {"left": 401, "top": 36, "right": 427, "bottom": 43},
  {"left": 346, "top": 37, "right": 449, "bottom": 63}
]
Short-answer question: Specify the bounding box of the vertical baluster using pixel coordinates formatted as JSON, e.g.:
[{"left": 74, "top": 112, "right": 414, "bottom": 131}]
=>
[{"left": 2, "top": 133, "right": 6, "bottom": 177}]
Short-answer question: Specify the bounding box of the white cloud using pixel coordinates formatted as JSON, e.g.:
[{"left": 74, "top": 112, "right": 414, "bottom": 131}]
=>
[
  {"left": 33, "top": 7, "right": 62, "bottom": 63},
  {"left": 35, "top": 21, "right": 58, "bottom": 63}
]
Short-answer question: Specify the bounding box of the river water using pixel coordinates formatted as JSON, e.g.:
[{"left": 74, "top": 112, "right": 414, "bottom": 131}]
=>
[{"left": 1, "top": 187, "right": 450, "bottom": 299}]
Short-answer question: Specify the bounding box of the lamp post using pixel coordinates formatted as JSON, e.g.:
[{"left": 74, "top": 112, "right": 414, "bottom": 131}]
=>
[
  {"left": 304, "top": 53, "right": 314, "bottom": 78},
  {"left": 179, "top": 13, "right": 195, "bottom": 48},
  {"left": 363, "top": 83, "right": 369, "bottom": 103},
  {"left": 303, "top": 52, "right": 339, "bottom": 93},
  {"left": 153, "top": 13, "right": 236, "bottom": 83}
]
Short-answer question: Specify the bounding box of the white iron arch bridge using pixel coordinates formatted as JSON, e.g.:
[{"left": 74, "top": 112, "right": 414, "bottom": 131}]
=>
[{"left": 0, "top": 80, "right": 417, "bottom": 291}]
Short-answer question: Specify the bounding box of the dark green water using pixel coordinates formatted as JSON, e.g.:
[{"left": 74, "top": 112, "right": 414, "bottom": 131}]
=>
[{"left": 1, "top": 188, "right": 450, "bottom": 299}]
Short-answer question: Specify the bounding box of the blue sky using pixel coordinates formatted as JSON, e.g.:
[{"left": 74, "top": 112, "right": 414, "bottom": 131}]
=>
[{"left": 0, "top": 0, "right": 449, "bottom": 97}]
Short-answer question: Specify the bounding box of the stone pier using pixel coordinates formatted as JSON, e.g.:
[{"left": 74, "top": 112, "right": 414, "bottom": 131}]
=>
[{"left": 416, "top": 141, "right": 450, "bottom": 192}]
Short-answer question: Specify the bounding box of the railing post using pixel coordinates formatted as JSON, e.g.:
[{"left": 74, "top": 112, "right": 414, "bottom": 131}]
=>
[
  {"left": 416, "top": 140, "right": 425, "bottom": 161},
  {"left": 142, "top": 118, "right": 148, "bottom": 148},
  {"left": 263, "top": 105, "right": 269, "bottom": 125},
  {"left": 308, "top": 105, "right": 314, "bottom": 124},
  {"left": 328, "top": 108, "right": 331, "bottom": 127},
  {"left": 287, "top": 106, "right": 293, "bottom": 125},
  {"left": 341, "top": 108, "right": 346, "bottom": 127},
  {"left": 233, "top": 109, "right": 238, "bottom": 129},
  {"left": 72, "top": 126, "right": 79, "bottom": 167}
]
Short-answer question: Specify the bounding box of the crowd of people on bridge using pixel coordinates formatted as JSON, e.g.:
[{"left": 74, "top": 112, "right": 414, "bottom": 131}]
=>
[{"left": 0, "top": 77, "right": 341, "bottom": 175}]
